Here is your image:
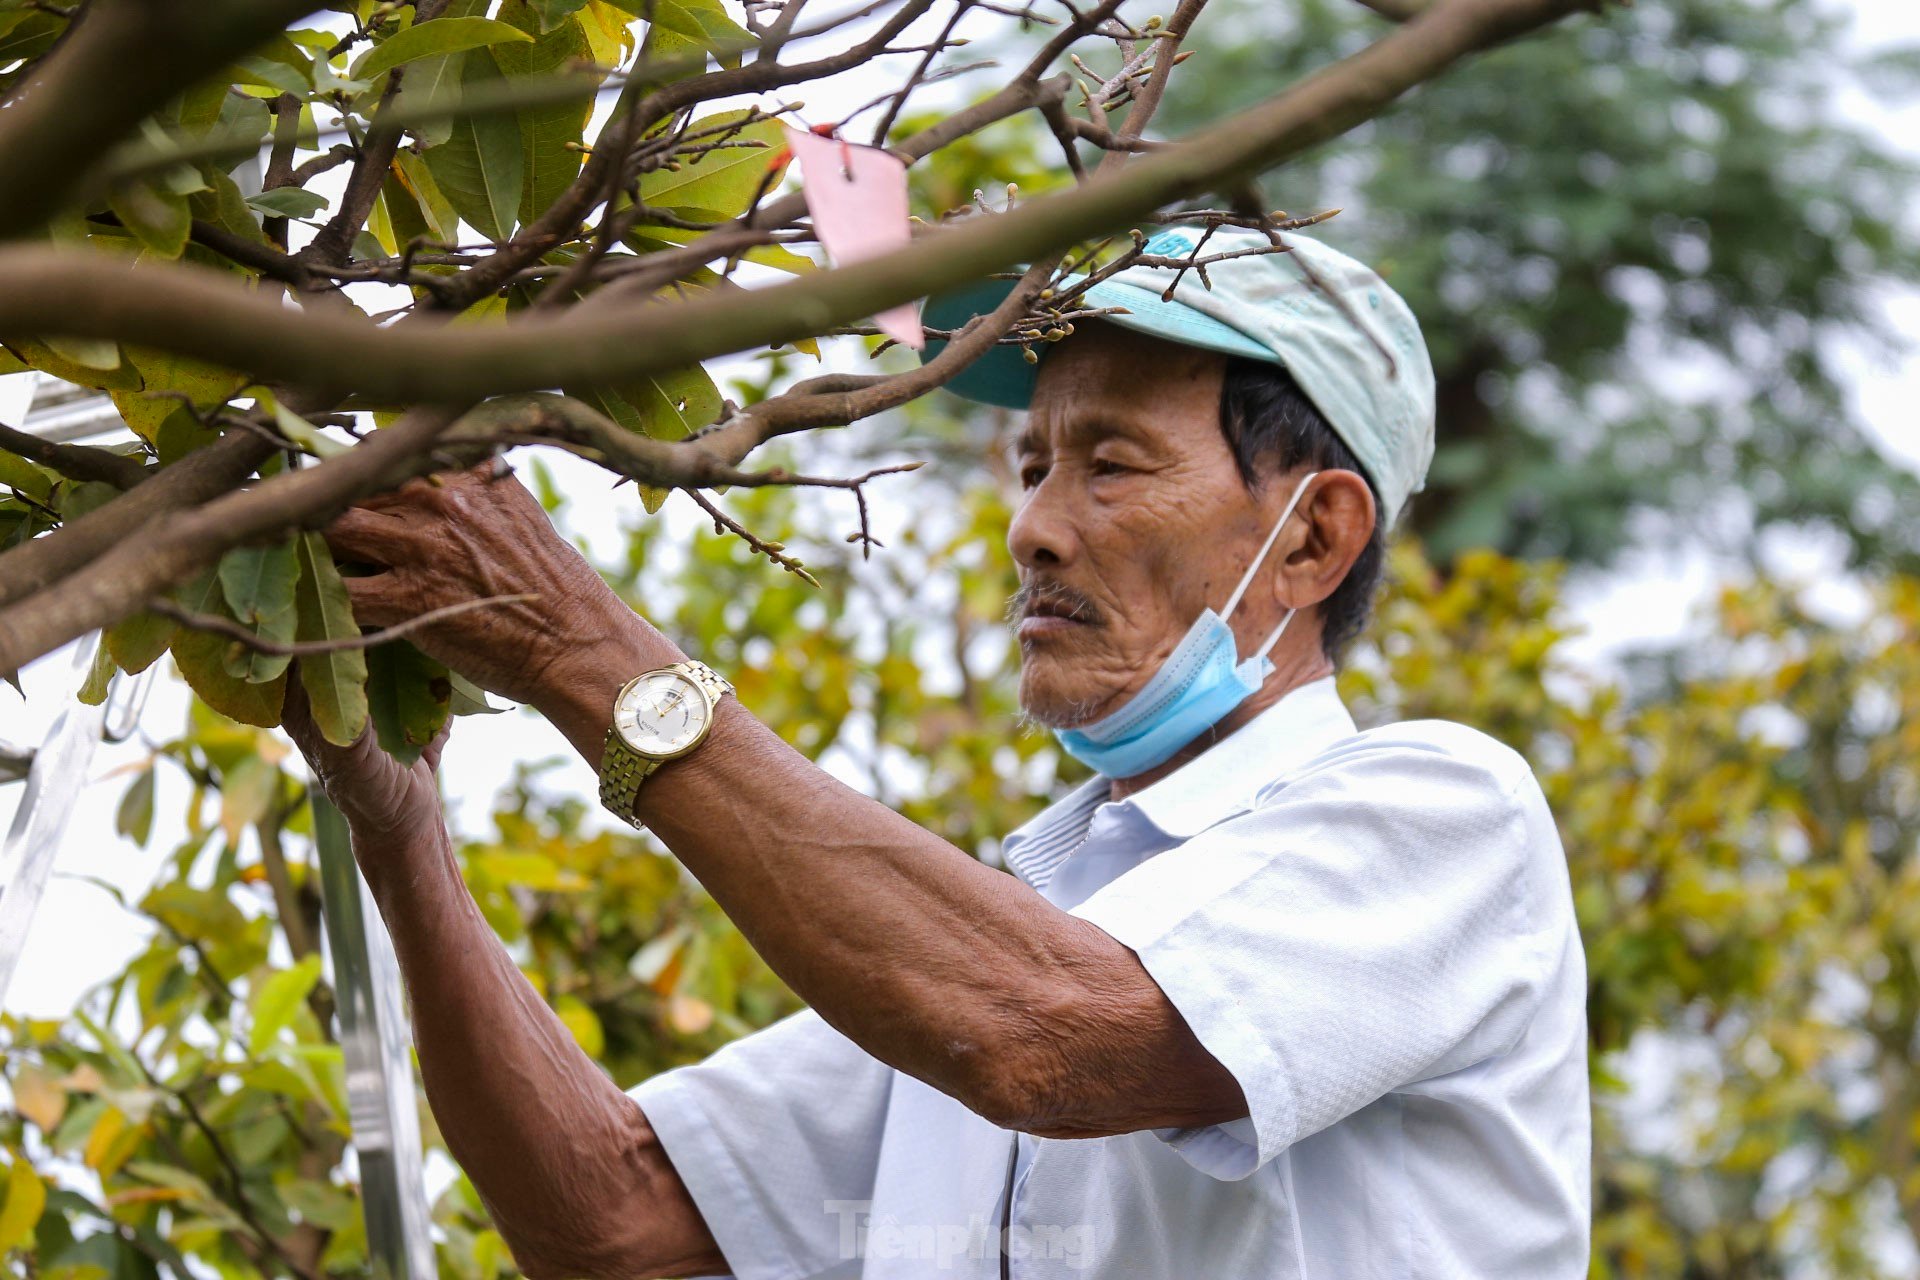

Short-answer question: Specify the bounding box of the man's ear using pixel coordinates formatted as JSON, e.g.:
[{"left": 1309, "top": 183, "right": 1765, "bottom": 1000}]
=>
[{"left": 1273, "top": 469, "right": 1376, "bottom": 611}]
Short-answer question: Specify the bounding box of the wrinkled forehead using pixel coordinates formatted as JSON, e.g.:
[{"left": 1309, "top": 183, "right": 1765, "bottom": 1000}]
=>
[{"left": 1018, "top": 323, "right": 1226, "bottom": 454}]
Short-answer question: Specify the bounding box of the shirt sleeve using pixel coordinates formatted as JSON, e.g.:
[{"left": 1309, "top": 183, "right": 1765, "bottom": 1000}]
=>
[
  {"left": 1069, "top": 728, "right": 1564, "bottom": 1181},
  {"left": 629, "top": 1009, "right": 895, "bottom": 1280}
]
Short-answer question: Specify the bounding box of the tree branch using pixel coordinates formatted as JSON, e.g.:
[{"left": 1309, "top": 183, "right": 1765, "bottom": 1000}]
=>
[
  {"left": 0, "top": 0, "right": 1587, "bottom": 403},
  {"left": 150, "top": 593, "right": 539, "bottom": 656},
  {"left": 0, "top": 421, "right": 148, "bottom": 490},
  {"left": 0, "top": 430, "right": 276, "bottom": 610},
  {"left": 0, "top": 0, "right": 328, "bottom": 239},
  {"left": 0, "top": 0, "right": 1592, "bottom": 676},
  {"left": 0, "top": 406, "right": 465, "bottom": 670}
]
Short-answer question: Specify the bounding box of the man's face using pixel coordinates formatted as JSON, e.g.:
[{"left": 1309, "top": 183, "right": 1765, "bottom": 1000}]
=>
[{"left": 1008, "top": 325, "right": 1286, "bottom": 728}]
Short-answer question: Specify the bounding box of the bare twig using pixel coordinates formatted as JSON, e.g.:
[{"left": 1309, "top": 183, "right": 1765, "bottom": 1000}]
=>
[
  {"left": 150, "top": 593, "right": 539, "bottom": 656},
  {"left": 685, "top": 489, "right": 820, "bottom": 585}
]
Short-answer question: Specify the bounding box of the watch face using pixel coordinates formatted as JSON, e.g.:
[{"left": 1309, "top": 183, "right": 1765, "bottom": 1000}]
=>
[{"left": 614, "top": 670, "right": 711, "bottom": 757}]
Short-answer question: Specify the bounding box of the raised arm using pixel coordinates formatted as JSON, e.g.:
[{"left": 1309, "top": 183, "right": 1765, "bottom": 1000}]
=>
[
  {"left": 321, "top": 468, "right": 1245, "bottom": 1140},
  {"left": 282, "top": 687, "right": 724, "bottom": 1280}
]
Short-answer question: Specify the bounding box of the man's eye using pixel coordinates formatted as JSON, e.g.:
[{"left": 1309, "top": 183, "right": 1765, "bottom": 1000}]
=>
[
  {"left": 1019, "top": 464, "right": 1047, "bottom": 489},
  {"left": 1091, "top": 458, "right": 1130, "bottom": 477}
]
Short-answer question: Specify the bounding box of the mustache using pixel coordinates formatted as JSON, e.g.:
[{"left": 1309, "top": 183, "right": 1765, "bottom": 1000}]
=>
[{"left": 1007, "top": 579, "right": 1107, "bottom": 628}]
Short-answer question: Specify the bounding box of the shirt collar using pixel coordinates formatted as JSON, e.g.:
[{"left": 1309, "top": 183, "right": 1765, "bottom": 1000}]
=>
[
  {"left": 1001, "top": 676, "right": 1357, "bottom": 887},
  {"left": 1124, "top": 675, "right": 1355, "bottom": 839}
]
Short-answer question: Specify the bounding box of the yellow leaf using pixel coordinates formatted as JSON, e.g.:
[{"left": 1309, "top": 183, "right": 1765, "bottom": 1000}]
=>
[
  {"left": 0, "top": 1155, "right": 45, "bottom": 1252},
  {"left": 554, "top": 996, "right": 605, "bottom": 1058},
  {"left": 668, "top": 994, "right": 713, "bottom": 1035},
  {"left": 61, "top": 1064, "right": 106, "bottom": 1093},
  {"left": 83, "top": 1106, "right": 145, "bottom": 1177},
  {"left": 11, "top": 1066, "right": 66, "bottom": 1132}
]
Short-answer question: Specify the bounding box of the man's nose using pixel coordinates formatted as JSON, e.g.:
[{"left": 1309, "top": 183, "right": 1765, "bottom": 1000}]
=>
[{"left": 1007, "top": 475, "right": 1083, "bottom": 571}]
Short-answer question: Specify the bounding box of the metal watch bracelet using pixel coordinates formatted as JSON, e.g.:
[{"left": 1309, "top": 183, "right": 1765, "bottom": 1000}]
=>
[{"left": 597, "top": 661, "right": 733, "bottom": 828}]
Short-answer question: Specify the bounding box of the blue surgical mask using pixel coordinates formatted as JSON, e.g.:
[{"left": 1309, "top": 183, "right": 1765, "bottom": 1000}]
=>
[{"left": 1053, "top": 471, "right": 1319, "bottom": 778}]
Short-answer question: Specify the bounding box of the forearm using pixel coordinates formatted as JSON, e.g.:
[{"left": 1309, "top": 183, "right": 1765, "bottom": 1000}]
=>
[
  {"left": 536, "top": 614, "right": 1243, "bottom": 1134},
  {"left": 348, "top": 817, "right": 722, "bottom": 1279}
]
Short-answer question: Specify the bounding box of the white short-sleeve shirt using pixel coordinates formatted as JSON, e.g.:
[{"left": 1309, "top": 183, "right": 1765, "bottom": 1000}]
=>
[{"left": 631, "top": 677, "right": 1591, "bottom": 1278}]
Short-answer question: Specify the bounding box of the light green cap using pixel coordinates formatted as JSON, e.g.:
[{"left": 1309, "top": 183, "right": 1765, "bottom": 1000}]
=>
[{"left": 921, "top": 227, "right": 1436, "bottom": 528}]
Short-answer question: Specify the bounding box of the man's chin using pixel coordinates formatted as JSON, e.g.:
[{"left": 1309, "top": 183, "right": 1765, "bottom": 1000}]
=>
[{"left": 1016, "top": 668, "right": 1112, "bottom": 732}]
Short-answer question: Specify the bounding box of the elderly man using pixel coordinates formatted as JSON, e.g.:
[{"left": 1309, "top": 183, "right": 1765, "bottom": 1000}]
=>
[{"left": 289, "top": 228, "right": 1590, "bottom": 1279}]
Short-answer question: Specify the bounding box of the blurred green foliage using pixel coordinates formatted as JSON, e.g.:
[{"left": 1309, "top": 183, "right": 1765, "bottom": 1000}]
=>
[{"left": 1156, "top": 0, "right": 1920, "bottom": 570}]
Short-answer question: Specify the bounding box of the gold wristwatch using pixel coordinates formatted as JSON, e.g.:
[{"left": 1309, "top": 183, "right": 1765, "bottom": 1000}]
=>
[{"left": 598, "top": 660, "right": 734, "bottom": 828}]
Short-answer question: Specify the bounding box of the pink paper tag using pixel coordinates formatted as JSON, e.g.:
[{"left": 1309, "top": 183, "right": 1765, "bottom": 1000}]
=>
[{"left": 785, "top": 126, "right": 924, "bottom": 350}]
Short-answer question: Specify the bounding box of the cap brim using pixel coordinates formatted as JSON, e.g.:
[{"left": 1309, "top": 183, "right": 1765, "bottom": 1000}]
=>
[{"left": 921, "top": 275, "right": 1279, "bottom": 409}]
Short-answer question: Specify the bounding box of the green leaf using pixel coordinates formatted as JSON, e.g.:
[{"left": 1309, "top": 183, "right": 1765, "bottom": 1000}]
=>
[
  {"left": 294, "top": 533, "right": 370, "bottom": 747},
  {"left": 527, "top": 0, "right": 593, "bottom": 31},
  {"left": 422, "top": 50, "right": 524, "bottom": 242},
  {"left": 77, "top": 642, "right": 115, "bottom": 706},
  {"left": 394, "top": 149, "right": 461, "bottom": 243},
  {"left": 351, "top": 15, "right": 534, "bottom": 80},
  {"left": 388, "top": 0, "right": 495, "bottom": 150},
  {"left": 168, "top": 567, "right": 289, "bottom": 727},
  {"left": 448, "top": 670, "right": 503, "bottom": 716},
  {"left": 106, "top": 611, "right": 175, "bottom": 675},
  {"left": 0, "top": 1156, "right": 46, "bottom": 1252},
  {"left": 219, "top": 754, "right": 279, "bottom": 844},
  {"left": 619, "top": 0, "right": 750, "bottom": 71},
  {"left": 41, "top": 334, "right": 124, "bottom": 375},
  {"left": 249, "top": 954, "right": 324, "bottom": 1056},
  {"left": 577, "top": 363, "right": 722, "bottom": 441},
  {"left": 108, "top": 180, "right": 191, "bottom": 258},
  {"left": 55, "top": 480, "right": 119, "bottom": 522},
  {"left": 493, "top": 2, "right": 593, "bottom": 226},
  {"left": 188, "top": 165, "right": 273, "bottom": 250},
  {"left": 272, "top": 402, "right": 348, "bottom": 458},
  {"left": 116, "top": 768, "right": 156, "bottom": 847},
  {"left": 111, "top": 345, "right": 247, "bottom": 442},
  {"left": 2, "top": 338, "right": 137, "bottom": 392},
  {"left": 245, "top": 187, "right": 329, "bottom": 220},
  {"left": 629, "top": 223, "right": 815, "bottom": 274},
  {"left": 364, "top": 641, "right": 452, "bottom": 765},
  {"left": 219, "top": 540, "right": 300, "bottom": 683},
  {"left": 0, "top": 451, "right": 53, "bottom": 502},
  {"left": 124, "top": 1162, "right": 219, "bottom": 1211},
  {"left": 475, "top": 851, "right": 586, "bottom": 890},
  {"left": 0, "top": 14, "right": 62, "bottom": 68},
  {"left": 636, "top": 109, "right": 787, "bottom": 217}
]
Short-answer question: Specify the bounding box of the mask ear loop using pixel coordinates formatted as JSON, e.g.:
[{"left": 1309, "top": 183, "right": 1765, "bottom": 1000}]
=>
[{"left": 1220, "top": 471, "right": 1320, "bottom": 647}]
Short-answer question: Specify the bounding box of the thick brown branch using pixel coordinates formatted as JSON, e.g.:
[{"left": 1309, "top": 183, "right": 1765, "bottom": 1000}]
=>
[
  {"left": 0, "top": 430, "right": 276, "bottom": 610},
  {"left": 0, "top": 406, "right": 465, "bottom": 671},
  {"left": 0, "top": 0, "right": 1586, "bottom": 402},
  {"left": 0, "top": 421, "right": 148, "bottom": 489},
  {"left": 189, "top": 219, "right": 310, "bottom": 286}
]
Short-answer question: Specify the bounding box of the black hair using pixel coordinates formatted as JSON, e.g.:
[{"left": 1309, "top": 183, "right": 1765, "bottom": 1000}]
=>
[{"left": 1217, "top": 358, "right": 1388, "bottom": 663}]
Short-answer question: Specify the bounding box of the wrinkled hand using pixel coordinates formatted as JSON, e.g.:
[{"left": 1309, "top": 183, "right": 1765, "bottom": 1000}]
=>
[
  {"left": 284, "top": 678, "right": 448, "bottom": 847},
  {"left": 323, "top": 463, "right": 634, "bottom": 708}
]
